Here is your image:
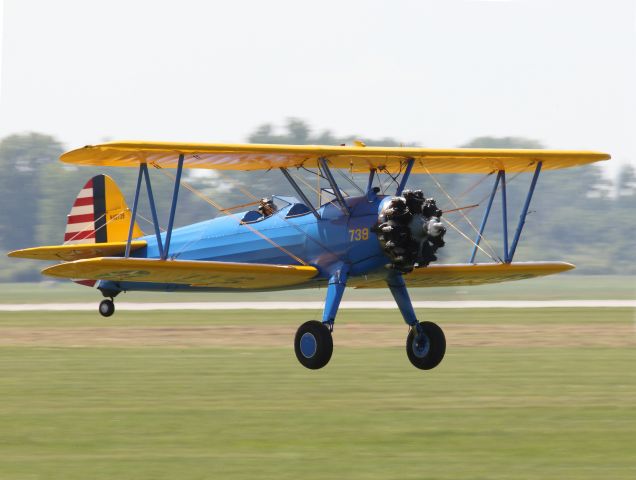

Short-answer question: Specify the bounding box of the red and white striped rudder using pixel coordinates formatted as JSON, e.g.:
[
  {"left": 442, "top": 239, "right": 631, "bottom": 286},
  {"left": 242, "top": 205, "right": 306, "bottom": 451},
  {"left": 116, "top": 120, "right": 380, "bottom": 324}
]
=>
[{"left": 64, "top": 174, "right": 143, "bottom": 245}]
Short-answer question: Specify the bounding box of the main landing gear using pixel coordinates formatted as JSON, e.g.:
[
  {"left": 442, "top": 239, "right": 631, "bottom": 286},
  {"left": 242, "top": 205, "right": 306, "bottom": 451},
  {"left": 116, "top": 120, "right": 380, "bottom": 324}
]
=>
[
  {"left": 293, "top": 266, "right": 346, "bottom": 370},
  {"left": 388, "top": 272, "right": 446, "bottom": 370},
  {"left": 294, "top": 320, "right": 333, "bottom": 369},
  {"left": 406, "top": 321, "right": 446, "bottom": 370},
  {"left": 293, "top": 267, "right": 446, "bottom": 371}
]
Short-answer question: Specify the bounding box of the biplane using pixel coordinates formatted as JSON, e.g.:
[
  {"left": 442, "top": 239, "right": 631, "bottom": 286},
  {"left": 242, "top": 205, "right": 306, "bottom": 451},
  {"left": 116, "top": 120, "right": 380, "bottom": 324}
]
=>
[{"left": 8, "top": 142, "right": 610, "bottom": 370}]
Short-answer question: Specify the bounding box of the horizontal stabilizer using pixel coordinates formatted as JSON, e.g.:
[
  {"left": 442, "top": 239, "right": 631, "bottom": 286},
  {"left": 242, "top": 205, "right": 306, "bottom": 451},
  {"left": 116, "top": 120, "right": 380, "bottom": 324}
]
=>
[
  {"left": 7, "top": 241, "right": 147, "bottom": 261},
  {"left": 354, "top": 262, "right": 575, "bottom": 288},
  {"left": 41, "top": 257, "right": 318, "bottom": 289}
]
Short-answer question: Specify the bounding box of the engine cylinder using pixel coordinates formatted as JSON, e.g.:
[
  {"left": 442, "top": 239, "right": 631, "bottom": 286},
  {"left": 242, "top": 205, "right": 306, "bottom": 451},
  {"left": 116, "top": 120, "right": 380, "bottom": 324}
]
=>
[{"left": 374, "top": 190, "right": 446, "bottom": 273}]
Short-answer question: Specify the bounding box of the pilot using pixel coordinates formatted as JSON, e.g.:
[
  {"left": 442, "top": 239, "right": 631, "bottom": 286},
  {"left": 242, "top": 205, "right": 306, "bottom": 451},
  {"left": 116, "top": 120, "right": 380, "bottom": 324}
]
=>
[{"left": 258, "top": 197, "right": 277, "bottom": 217}]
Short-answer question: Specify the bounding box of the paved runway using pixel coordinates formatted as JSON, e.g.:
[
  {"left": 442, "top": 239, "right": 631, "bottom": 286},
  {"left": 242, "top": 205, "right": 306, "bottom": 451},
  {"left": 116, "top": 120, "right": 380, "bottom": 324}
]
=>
[{"left": 0, "top": 300, "right": 634, "bottom": 311}]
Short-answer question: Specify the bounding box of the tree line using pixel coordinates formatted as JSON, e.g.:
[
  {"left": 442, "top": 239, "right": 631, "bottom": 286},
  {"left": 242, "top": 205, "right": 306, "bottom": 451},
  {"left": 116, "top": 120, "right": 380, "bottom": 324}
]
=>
[{"left": 1, "top": 119, "right": 634, "bottom": 281}]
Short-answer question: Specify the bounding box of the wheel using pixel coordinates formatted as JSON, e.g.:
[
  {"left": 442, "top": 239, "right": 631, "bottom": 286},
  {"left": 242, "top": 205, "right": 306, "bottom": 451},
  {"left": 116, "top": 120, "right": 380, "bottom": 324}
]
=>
[
  {"left": 294, "top": 320, "right": 333, "bottom": 369},
  {"left": 406, "top": 321, "right": 446, "bottom": 370},
  {"left": 99, "top": 299, "right": 115, "bottom": 317}
]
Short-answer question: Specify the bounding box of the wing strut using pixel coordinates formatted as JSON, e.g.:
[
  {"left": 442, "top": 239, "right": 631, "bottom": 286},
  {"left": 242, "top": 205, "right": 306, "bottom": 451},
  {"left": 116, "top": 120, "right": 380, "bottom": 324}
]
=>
[
  {"left": 123, "top": 159, "right": 177, "bottom": 259},
  {"left": 366, "top": 169, "right": 376, "bottom": 198},
  {"left": 124, "top": 164, "right": 143, "bottom": 257},
  {"left": 318, "top": 157, "right": 350, "bottom": 215},
  {"left": 124, "top": 163, "right": 165, "bottom": 258},
  {"left": 163, "top": 153, "right": 185, "bottom": 259},
  {"left": 141, "top": 163, "right": 164, "bottom": 258},
  {"left": 152, "top": 160, "right": 310, "bottom": 266},
  {"left": 501, "top": 170, "right": 509, "bottom": 261},
  {"left": 469, "top": 170, "right": 502, "bottom": 263},
  {"left": 279, "top": 168, "right": 320, "bottom": 219},
  {"left": 468, "top": 161, "right": 543, "bottom": 264},
  {"left": 508, "top": 161, "right": 542, "bottom": 262},
  {"left": 395, "top": 158, "right": 415, "bottom": 196}
]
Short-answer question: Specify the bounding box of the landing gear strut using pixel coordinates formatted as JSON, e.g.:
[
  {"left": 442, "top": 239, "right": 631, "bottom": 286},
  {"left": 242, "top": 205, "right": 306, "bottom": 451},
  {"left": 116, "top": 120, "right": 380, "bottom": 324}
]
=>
[
  {"left": 387, "top": 271, "right": 446, "bottom": 370},
  {"left": 294, "top": 265, "right": 348, "bottom": 370},
  {"left": 99, "top": 298, "right": 115, "bottom": 317}
]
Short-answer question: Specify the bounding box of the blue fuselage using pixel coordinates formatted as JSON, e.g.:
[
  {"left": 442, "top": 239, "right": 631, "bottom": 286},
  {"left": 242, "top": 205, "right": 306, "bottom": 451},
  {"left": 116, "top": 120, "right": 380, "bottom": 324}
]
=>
[{"left": 100, "top": 193, "right": 392, "bottom": 293}]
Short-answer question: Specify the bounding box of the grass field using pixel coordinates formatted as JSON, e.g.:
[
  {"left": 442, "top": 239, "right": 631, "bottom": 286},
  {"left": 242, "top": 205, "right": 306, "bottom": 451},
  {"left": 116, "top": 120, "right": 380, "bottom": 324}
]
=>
[{"left": 0, "top": 307, "right": 634, "bottom": 479}]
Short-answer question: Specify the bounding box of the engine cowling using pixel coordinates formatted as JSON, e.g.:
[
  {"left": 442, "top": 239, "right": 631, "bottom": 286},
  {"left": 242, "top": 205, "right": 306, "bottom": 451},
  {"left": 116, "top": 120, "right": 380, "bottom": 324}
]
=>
[{"left": 374, "top": 190, "right": 446, "bottom": 273}]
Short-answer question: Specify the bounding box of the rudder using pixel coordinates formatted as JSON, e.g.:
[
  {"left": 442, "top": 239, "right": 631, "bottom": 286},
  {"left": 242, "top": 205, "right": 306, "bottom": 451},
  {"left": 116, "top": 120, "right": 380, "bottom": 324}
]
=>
[{"left": 65, "top": 175, "right": 143, "bottom": 244}]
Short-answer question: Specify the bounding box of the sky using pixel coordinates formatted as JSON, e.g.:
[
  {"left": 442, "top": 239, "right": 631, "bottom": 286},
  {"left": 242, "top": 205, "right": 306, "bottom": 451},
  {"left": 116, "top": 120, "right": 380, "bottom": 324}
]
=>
[{"left": 0, "top": 0, "right": 634, "bottom": 174}]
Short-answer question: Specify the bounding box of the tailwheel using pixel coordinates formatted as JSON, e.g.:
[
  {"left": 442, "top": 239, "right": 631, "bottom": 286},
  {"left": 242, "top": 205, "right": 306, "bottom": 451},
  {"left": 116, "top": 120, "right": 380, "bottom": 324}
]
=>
[
  {"left": 294, "top": 320, "right": 333, "bottom": 370},
  {"left": 99, "top": 299, "right": 115, "bottom": 317},
  {"left": 406, "top": 321, "right": 446, "bottom": 370}
]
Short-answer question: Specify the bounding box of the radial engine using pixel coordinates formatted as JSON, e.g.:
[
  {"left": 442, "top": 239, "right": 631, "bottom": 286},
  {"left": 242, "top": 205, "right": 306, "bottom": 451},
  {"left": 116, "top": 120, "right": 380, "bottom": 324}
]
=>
[{"left": 375, "top": 190, "right": 447, "bottom": 273}]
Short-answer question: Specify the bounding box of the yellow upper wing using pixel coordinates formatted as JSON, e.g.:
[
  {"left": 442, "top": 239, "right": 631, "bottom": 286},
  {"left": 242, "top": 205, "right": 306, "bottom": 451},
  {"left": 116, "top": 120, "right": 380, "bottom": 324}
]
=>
[
  {"left": 42, "top": 257, "right": 318, "bottom": 289},
  {"left": 61, "top": 141, "right": 610, "bottom": 174}
]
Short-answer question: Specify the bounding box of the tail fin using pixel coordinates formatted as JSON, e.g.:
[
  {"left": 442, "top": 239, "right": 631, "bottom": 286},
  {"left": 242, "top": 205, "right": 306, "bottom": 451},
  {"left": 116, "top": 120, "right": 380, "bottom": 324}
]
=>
[{"left": 64, "top": 174, "right": 143, "bottom": 244}]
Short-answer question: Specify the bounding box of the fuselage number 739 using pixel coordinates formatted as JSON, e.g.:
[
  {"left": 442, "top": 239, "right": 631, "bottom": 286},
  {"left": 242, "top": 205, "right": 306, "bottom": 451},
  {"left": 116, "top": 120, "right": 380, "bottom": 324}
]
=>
[{"left": 349, "top": 228, "right": 369, "bottom": 242}]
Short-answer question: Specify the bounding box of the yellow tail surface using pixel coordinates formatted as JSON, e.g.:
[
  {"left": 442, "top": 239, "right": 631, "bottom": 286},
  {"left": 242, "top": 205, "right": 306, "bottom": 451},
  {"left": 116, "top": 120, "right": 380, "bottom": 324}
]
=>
[
  {"left": 64, "top": 174, "right": 143, "bottom": 244},
  {"left": 8, "top": 175, "right": 146, "bottom": 264}
]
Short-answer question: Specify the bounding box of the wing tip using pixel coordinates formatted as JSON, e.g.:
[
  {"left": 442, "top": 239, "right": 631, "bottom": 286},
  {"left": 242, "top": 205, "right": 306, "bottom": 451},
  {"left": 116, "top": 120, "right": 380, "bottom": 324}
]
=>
[
  {"left": 40, "top": 263, "right": 64, "bottom": 278},
  {"left": 7, "top": 247, "right": 49, "bottom": 260}
]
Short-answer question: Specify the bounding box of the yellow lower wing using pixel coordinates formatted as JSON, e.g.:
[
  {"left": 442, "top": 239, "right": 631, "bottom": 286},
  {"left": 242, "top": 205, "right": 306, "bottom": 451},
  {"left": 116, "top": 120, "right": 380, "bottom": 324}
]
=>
[
  {"left": 41, "top": 257, "right": 318, "bottom": 289},
  {"left": 8, "top": 241, "right": 147, "bottom": 262},
  {"left": 353, "top": 262, "right": 575, "bottom": 288}
]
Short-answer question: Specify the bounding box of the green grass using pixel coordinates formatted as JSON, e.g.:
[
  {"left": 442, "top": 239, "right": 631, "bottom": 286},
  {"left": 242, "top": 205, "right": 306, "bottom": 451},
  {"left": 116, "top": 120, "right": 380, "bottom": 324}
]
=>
[
  {"left": 0, "top": 274, "right": 634, "bottom": 303},
  {"left": 1, "top": 346, "right": 634, "bottom": 479},
  {"left": 0, "top": 308, "right": 634, "bottom": 479}
]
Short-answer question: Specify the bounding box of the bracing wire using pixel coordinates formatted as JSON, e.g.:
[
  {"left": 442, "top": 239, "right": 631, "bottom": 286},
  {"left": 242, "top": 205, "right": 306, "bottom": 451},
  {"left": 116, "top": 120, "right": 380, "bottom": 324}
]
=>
[
  {"left": 443, "top": 204, "right": 480, "bottom": 215},
  {"left": 422, "top": 166, "right": 500, "bottom": 260},
  {"left": 290, "top": 171, "right": 322, "bottom": 198},
  {"left": 301, "top": 165, "right": 328, "bottom": 181},
  {"left": 443, "top": 216, "right": 500, "bottom": 263},
  {"left": 472, "top": 168, "right": 528, "bottom": 207},
  {"left": 335, "top": 167, "right": 365, "bottom": 195},
  {"left": 63, "top": 211, "right": 132, "bottom": 245},
  {"left": 155, "top": 167, "right": 309, "bottom": 266},
  {"left": 447, "top": 167, "right": 530, "bottom": 212},
  {"left": 443, "top": 172, "right": 494, "bottom": 207},
  {"left": 376, "top": 169, "right": 385, "bottom": 194},
  {"left": 169, "top": 166, "right": 340, "bottom": 261},
  {"left": 136, "top": 212, "right": 166, "bottom": 232},
  {"left": 220, "top": 200, "right": 262, "bottom": 213},
  {"left": 443, "top": 162, "right": 537, "bottom": 261},
  {"left": 213, "top": 170, "right": 260, "bottom": 201},
  {"left": 63, "top": 212, "right": 106, "bottom": 244},
  {"left": 380, "top": 167, "right": 400, "bottom": 193}
]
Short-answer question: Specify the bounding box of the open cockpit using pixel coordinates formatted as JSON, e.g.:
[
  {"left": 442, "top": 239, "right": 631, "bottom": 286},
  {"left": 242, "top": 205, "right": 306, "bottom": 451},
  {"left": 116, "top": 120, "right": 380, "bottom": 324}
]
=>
[{"left": 240, "top": 196, "right": 314, "bottom": 224}]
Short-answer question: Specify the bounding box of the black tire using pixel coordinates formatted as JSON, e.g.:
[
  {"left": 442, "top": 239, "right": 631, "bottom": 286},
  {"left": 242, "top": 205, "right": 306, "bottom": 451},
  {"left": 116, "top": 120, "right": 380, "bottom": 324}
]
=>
[
  {"left": 294, "top": 320, "right": 333, "bottom": 370},
  {"left": 406, "top": 321, "right": 445, "bottom": 370},
  {"left": 99, "top": 299, "right": 115, "bottom": 317}
]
